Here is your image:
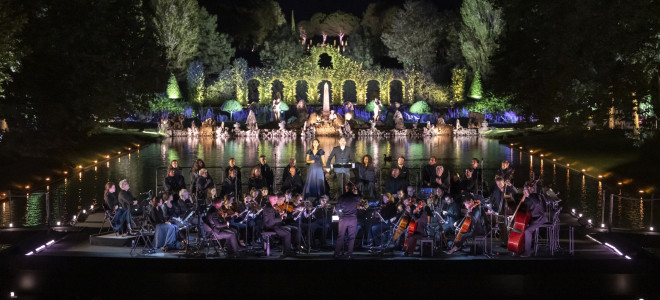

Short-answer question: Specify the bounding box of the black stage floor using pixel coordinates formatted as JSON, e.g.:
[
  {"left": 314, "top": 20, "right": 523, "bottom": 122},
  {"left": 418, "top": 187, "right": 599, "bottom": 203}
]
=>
[{"left": 1, "top": 215, "right": 659, "bottom": 299}]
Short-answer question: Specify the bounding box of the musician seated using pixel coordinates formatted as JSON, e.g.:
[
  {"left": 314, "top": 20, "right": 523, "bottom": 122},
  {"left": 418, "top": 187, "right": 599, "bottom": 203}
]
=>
[
  {"left": 440, "top": 196, "right": 461, "bottom": 237},
  {"left": 385, "top": 168, "right": 407, "bottom": 196},
  {"left": 300, "top": 195, "right": 332, "bottom": 248},
  {"left": 496, "top": 160, "right": 515, "bottom": 184},
  {"left": 221, "top": 194, "right": 246, "bottom": 246},
  {"left": 446, "top": 196, "right": 484, "bottom": 255},
  {"left": 262, "top": 194, "right": 294, "bottom": 257},
  {"left": 204, "top": 198, "right": 240, "bottom": 257},
  {"left": 405, "top": 199, "right": 433, "bottom": 256},
  {"left": 368, "top": 193, "right": 398, "bottom": 247},
  {"left": 164, "top": 192, "right": 188, "bottom": 220},
  {"left": 151, "top": 193, "right": 181, "bottom": 251},
  {"left": 281, "top": 166, "right": 303, "bottom": 194},
  {"left": 178, "top": 189, "right": 194, "bottom": 210},
  {"left": 393, "top": 198, "right": 413, "bottom": 249},
  {"left": 520, "top": 181, "right": 548, "bottom": 257},
  {"left": 355, "top": 155, "right": 376, "bottom": 199}
]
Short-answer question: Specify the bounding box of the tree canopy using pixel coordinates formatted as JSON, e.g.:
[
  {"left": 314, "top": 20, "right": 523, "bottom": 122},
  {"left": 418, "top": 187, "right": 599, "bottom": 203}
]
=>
[
  {"left": 381, "top": 1, "right": 441, "bottom": 72},
  {"left": 459, "top": 0, "right": 504, "bottom": 79},
  {"left": 0, "top": 0, "right": 27, "bottom": 98}
]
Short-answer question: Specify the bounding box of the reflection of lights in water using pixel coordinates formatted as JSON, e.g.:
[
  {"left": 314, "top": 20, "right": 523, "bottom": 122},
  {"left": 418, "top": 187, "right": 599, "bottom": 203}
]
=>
[
  {"left": 639, "top": 200, "right": 644, "bottom": 228},
  {"left": 106, "top": 162, "right": 110, "bottom": 168},
  {"left": 529, "top": 155, "right": 533, "bottom": 179},
  {"left": 94, "top": 166, "right": 97, "bottom": 172},
  {"left": 540, "top": 159, "right": 544, "bottom": 180}
]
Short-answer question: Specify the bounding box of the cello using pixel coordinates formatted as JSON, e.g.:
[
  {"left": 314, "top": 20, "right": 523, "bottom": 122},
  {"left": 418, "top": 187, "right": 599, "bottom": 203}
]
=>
[
  {"left": 404, "top": 201, "right": 425, "bottom": 249},
  {"left": 453, "top": 200, "right": 481, "bottom": 245},
  {"left": 507, "top": 181, "right": 536, "bottom": 254}
]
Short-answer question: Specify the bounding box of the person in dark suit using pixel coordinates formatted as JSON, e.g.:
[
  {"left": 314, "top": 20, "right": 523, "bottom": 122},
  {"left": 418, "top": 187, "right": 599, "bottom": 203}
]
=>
[
  {"left": 392, "top": 156, "right": 409, "bottom": 184},
  {"left": 248, "top": 166, "right": 266, "bottom": 192},
  {"left": 334, "top": 182, "right": 360, "bottom": 259},
  {"left": 281, "top": 166, "right": 304, "bottom": 194},
  {"left": 258, "top": 155, "right": 274, "bottom": 192},
  {"left": 262, "top": 195, "right": 294, "bottom": 257},
  {"left": 163, "top": 167, "right": 186, "bottom": 200},
  {"left": 326, "top": 137, "right": 354, "bottom": 195},
  {"left": 421, "top": 156, "right": 438, "bottom": 187},
  {"left": 521, "top": 181, "right": 548, "bottom": 257},
  {"left": 385, "top": 168, "right": 407, "bottom": 196},
  {"left": 281, "top": 158, "right": 300, "bottom": 188},
  {"left": 471, "top": 158, "right": 483, "bottom": 193},
  {"left": 204, "top": 198, "right": 240, "bottom": 257},
  {"left": 431, "top": 165, "right": 450, "bottom": 192}
]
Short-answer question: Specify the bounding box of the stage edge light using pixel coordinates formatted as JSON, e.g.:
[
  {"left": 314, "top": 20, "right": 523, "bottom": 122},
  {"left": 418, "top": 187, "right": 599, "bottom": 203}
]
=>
[{"left": 604, "top": 242, "right": 623, "bottom": 256}]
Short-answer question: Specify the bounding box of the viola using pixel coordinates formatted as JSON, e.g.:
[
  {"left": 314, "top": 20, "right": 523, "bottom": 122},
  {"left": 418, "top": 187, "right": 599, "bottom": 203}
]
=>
[{"left": 453, "top": 200, "right": 481, "bottom": 245}]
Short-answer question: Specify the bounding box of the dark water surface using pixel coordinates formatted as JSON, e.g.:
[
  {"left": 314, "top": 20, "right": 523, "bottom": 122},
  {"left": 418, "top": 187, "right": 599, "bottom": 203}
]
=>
[{"left": 0, "top": 136, "right": 654, "bottom": 229}]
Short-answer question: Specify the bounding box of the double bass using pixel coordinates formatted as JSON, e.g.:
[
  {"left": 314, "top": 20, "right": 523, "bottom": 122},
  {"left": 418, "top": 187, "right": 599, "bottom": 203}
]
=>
[
  {"left": 507, "top": 181, "right": 536, "bottom": 254},
  {"left": 454, "top": 200, "right": 481, "bottom": 245}
]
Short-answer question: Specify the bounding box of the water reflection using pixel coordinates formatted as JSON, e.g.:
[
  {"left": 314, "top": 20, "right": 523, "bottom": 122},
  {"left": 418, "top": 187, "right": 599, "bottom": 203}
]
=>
[{"left": 0, "top": 136, "right": 652, "bottom": 229}]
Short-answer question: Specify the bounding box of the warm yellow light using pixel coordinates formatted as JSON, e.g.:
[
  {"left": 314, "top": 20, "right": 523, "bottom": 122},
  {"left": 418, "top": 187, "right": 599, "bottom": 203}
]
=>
[
  {"left": 598, "top": 175, "right": 603, "bottom": 179},
  {"left": 552, "top": 159, "right": 556, "bottom": 162},
  {"left": 510, "top": 143, "right": 514, "bottom": 146},
  {"left": 639, "top": 190, "right": 644, "bottom": 194},
  {"left": 105, "top": 155, "right": 110, "bottom": 159},
  {"left": 529, "top": 150, "right": 533, "bottom": 153},
  {"left": 117, "top": 152, "right": 121, "bottom": 155},
  {"left": 618, "top": 182, "right": 623, "bottom": 186},
  {"left": 137, "top": 144, "right": 140, "bottom": 147},
  {"left": 45, "top": 178, "right": 50, "bottom": 181},
  {"left": 127, "top": 147, "right": 131, "bottom": 150},
  {"left": 63, "top": 171, "right": 68, "bottom": 175},
  {"left": 519, "top": 147, "right": 523, "bottom": 149},
  {"left": 78, "top": 165, "right": 83, "bottom": 169},
  {"left": 25, "top": 185, "right": 30, "bottom": 189},
  {"left": 581, "top": 169, "right": 586, "bottom": 172},
  {"left": 93, "top": 160, "right": 98, "bottom": 164},
  {"left": 566, "top": 164, "right": 570, "bottom": 167},
  {"left": 540, "top": 154, "right": 544, "bottom": 157}
]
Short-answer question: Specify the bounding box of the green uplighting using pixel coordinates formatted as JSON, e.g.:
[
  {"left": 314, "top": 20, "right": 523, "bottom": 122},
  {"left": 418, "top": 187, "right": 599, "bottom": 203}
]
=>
[
  {"left": 409, "top": 100, "right": 431, "bottom": 114},
  {"left": 167, "top": 73, "right": 182, "bottom": 99}
]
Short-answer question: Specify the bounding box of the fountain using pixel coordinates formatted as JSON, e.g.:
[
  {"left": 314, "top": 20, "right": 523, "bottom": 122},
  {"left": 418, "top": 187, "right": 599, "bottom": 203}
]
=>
[{"left": 234, "top": 110, "right": 260, "bottom": 137}]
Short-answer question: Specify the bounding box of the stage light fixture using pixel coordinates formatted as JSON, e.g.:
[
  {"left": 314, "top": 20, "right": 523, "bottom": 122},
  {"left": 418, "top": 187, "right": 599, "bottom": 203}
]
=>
[{"left": 56, "top": 221, "right": 61, "bottom": 226}]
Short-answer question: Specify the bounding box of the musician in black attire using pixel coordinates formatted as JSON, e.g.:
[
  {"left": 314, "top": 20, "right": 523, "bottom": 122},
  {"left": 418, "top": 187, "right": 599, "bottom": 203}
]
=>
[
  {"left": 262, "top": 195, "right": 294, "bottom": 256},
  {"left": 195, "top": 168, "right": 214, "bottom": 204},
  {"left": 151, "top": 194, "right": 179, "bottom": 251},
  {"left": 325, "top": 137, "right": 353, "bottom": 195},
  {"left": 247, "top": 166, "right": 266, "bottom": 192},
  {"left": 471, "top": 158, "right": 483, "bottom": 192},
  {"left": 405, "top": 199, "right": 433, "bottom": 256},
  {"left": 440, "top": 195, "right": 461, "bottom": 237},
  {"left": 369, "top": 193, "right": 398, "bottom": 247},
  {"left": 521, "top": 181, "right": 548, "bottom": 257},
  {"left": 258, "top": 155, "right": 274, "bottom": 192},
  {"left": 446, "top": 196, "right": 484, "bottom": 254},
  {"left": 117, "top": 179, "right": 137, "bottom": 232},
  {"left": 220, "top": 168, "right": 239, "bottom": 199},
  {"left": 487, "top": 176, "right": 514, "bottom": 243},
  {"left": 496, "top": 160, "right": 515, "bottom": 183},
  {"left": 421, "top": 156, "right": 438, "bottom": 187},
  {"left": 460, "top": 168, "right": 477, "bottom": 196},
  {"left": 281, "top": 158, "right": 300, "bottom": 188},
  {"left": 163, "top": 167, "right": 186, "bottom": 200},
  {"left": 281, "top": 166, "right": 304, "bottom": 194},
  {"left": 225, "top": 158, "right": 242, "bottom": 187},
  {"left": 431, "top": 165, "right": 450, "bottom": 192},
  {"left": 334, "top": 182, "right": 360, "bottom": 259},
  {"left": 355, "top": 155, "right": 376, "bottom": 199},
  {"left": 163, "top": 192, "right": 187, "bottom": 219},
  {"left": 392, "top": 156, "right": 410, "bottom": 184},
  {"left": 385, "top": 168, "right": 408, "bottom": 195},
  {"left": 301, "top": 195, "right": 332, "bottom": 248},
  {"left": 204, "top": 198, "right": 240, "bottom": 257},
  {"left": 170, "top": 160, "right": 183, "bottom": 177}
]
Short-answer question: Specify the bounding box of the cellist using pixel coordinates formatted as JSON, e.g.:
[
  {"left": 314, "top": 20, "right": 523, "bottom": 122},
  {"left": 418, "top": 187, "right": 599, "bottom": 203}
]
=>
[
  {"left": 446, "top": 195, "right": 484, "bottom": 255},
  {"left": 519, "top": 181, "right": 547, "bottom": 257}
]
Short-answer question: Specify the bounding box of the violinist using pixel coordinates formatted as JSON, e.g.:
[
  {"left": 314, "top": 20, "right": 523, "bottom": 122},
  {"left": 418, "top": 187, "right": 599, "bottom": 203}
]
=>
[
  {"left": 404, "top": 199, "right": 433, "bottom": 256},
  {"left": 262, "top": 194, "right": 294, "bottom": 257},
  {"left": 520, "top": 181, "right": 547, "bottom": 257},
  {"left": 368, "top": 193, "right": 398, "bottom": 248},
  {"left": 300, "top": 195, "right": 330, "bottom": 249},
  {"left": 223, "top": 195, "right": 246, "bottom": 245},
  {"left": 446, "top": 195, "right": 484, "bottom": 255},
  {"left": 243, "top": 193, "right": 262, "bottom": 244},
  {"left": 204, "top": 198, "right": 240, "bottom": 257}
]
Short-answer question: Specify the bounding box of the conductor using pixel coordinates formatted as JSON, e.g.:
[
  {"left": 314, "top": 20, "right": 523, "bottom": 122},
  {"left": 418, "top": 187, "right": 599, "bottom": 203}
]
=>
[{"left": 334, "top": 182, "right": 360, "bottom": 259}]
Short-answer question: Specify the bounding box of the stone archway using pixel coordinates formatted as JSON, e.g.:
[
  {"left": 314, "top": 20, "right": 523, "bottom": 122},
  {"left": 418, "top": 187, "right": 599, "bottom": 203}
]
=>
[
  {"left": 342, "top": 80, "right": 357, "bottom": 104},
  {"left": 247, "top": 79, "right": 260, "bottom": 103},
  {"left": 367, "top": 80, "right": 380, "bottom": 102},
  {"left": 295, "top": 80, "right": 309, "bottom": 102},
  {"left": 389, "top": 80, "right": 404, "bottom": 104},
  {"left": 271, "top": 79, "right": 284, "bottom": 101}
]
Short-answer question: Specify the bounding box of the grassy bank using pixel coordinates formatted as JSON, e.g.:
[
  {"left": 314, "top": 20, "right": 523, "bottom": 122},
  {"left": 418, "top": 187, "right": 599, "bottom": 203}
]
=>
[
  {"left": 495, "top": 128, "right": 659, "bottom": 193},
  {"left": 0, "top": 127, "right": 162, "bottom": 191}
]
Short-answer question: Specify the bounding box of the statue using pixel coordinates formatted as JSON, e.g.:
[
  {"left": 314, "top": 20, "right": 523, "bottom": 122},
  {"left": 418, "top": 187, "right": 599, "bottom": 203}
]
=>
[
  {"left": 329, "top": 110, "right": 337, "bottom": 121},
  {"left": 278, "top": 121, "right": 286, "bottom": 131},
  {"left": 272, "top": 92, "right": 282, "bottom": 122},
  {"left": 373, "top": 98, "right": 382, "bottom": 122},
  {"left": 455, "top": 119, "right": 462, "bottom": 130},
  {"left": 246, "top": 110, "right": 258, "bottom": 131},
  {"left": 437, "top": 118, "right": 446, "bottom": 126},
  {"left": 394, "top": 110, "right": 405, "bottom": 130}
]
